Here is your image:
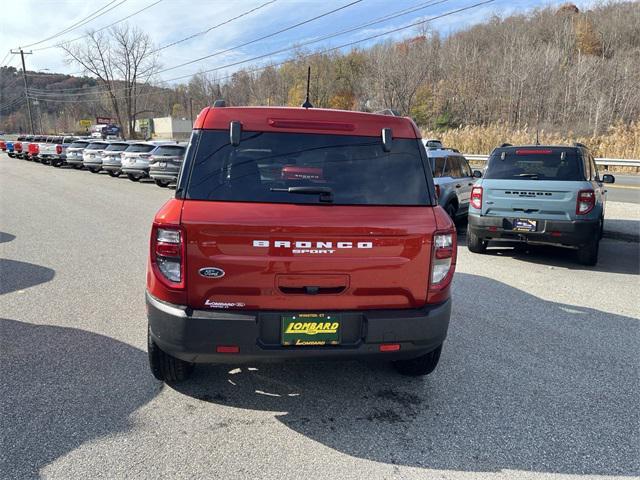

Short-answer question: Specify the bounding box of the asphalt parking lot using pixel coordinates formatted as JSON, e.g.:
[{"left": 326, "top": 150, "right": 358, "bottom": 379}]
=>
[{"left": 1, "top": 158, "right": 639, "bottom": 480}]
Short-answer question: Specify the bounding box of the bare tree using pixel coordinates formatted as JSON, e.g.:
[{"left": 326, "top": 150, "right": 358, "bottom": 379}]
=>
[{"left": 62, "top": 23, "right": 159, "bottom": 138}]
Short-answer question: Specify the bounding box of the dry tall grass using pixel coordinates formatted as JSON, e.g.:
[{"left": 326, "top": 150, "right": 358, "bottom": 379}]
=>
[{"left": 422, "top": 122, "right": 640, "bottom": 159}]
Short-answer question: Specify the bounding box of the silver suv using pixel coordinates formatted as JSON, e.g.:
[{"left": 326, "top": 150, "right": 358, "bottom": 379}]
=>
[
  {"left": 121, "top": 140, "right": 177, "bottom": 182},
  {"left": 422, "top": 140, "right": 476, "bottom": 220}
]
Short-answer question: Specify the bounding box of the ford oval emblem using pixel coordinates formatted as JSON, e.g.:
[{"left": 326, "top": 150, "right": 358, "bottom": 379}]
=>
[{"left": 198, "top": 267, "right": 225, "bottom": 279}]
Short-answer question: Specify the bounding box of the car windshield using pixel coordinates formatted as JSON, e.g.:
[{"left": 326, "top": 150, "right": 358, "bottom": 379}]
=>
[
  {"left": 125, "top": 144, "right": 155, "bottom": 153},
  {"left": 484, "top": 148, "right": 582, "bottom": 181},
  {"left": 104, "top": 143, "right": 129, "bottom": 151},
  {"left": 184, "top": 130, "right": 431, "bottom": 206},
  {"left": 153, "top": 146, "right": 185, "bottom": 156},
  {"left": 86, "top": 142, "right": 107, "bottom": 150}
]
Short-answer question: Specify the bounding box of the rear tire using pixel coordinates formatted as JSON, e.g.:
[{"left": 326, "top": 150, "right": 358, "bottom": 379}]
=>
[
  {"left": 467, "top": 227, "right": 488, "bottom": 253},
  {"left": 90, "top": 168, "right": 101, "bottom": 173},
  {"left": 107, "top": 171, "right": 120, "bottom": 177},
  {"left": 127, "top": 174, "right": 140, "bottom": 182},
  {"left": 148, "top": 327, "right": 193, "bottom": 382},
  {"left": 577, "top": 239, "right": 599, "bottom": 266},
  {"left": 154, "top": 179, "right": 169, "bottom": 187},
  {"left": 393, "top": 345, "right": 442, "bottom": 376}
]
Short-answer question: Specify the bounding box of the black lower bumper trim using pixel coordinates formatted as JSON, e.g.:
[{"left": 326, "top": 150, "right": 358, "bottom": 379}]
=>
[
  {"left": 468, "top": 214, "right": 599, "bottom": 247},
  {"left": 146, "top": 292, "right": 451, "bottom": 364}
]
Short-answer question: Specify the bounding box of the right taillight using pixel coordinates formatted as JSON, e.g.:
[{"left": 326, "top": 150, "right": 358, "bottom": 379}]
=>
[
  {"left": 151, "top": 225, "right": 185, "bottom": 289},
  {"left": 15, "top": 142, "right": 22, "bottom": 151},
  {"left": 470, "top": 186, "right": 483, "bottom": 210},
  {"left": 434, "top": 184, "right": 441, "bottom": 200},
  {"left": 56, "top": 145, "right": 63, "bottom": 154},
  {"left": 576, "top": 189, "right": 595, "bottom": 215}
]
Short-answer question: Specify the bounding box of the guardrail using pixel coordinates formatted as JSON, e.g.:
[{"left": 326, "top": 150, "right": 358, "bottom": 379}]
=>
[{"left": 464, "top": 154, "right": 640, "bottom": 168}]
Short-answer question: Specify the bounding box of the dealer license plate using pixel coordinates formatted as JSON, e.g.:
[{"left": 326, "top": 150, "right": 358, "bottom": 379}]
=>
[
  {"left": 281, "top": 313, "right": 341, "bottom": 346},
  {"left": 512, "top": 218, "right": 537, "bottom": 232}
]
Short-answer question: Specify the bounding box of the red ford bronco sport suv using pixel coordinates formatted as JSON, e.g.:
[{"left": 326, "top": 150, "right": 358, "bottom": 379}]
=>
[{"left": 146, "top": 104, "right": 457, "bottom": 382}]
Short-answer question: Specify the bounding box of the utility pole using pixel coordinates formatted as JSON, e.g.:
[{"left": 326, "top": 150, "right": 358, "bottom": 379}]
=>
[
  {"left": 10, "top": 49, "right": 35, "bottom": 134},
  {"left": 189, "top": 97, "right": 194, "bottom": 125}
]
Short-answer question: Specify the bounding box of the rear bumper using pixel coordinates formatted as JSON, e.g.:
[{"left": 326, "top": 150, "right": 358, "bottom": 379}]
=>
[
  {"left": 122, "top": 167, "right": 149, "bottom": 177},
  {"left": 149, "top": 168, "right": 178, "bottom": 181},
  {"left": 468, "top": 214, "right": 599, "bottom": 247},
  {"left": 102, "top": 163, "right": 122, "bottom": 171},
  {"left": 146, "top": 291, "right": 451, "bottom": 364}
]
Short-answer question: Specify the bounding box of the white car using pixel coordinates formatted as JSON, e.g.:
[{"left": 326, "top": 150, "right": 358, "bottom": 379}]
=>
[
  {"left": 120, "top": 140, "right": 177, "bottom": 182},
  {"left": 82, "top": 141, "right": 110, "bottom": 173}
]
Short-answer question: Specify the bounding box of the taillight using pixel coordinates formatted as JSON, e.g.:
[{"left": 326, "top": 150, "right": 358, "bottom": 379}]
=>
[
  {"left": 150, "top": 225, "right": 185, "bottom": 289},
  {"left": 434, "top": 184, "right": 441, "bottom": 199},
  {"left": 576, "top": 189, "right": 595, "bottom": 215},
  {"left": 470, "top": 186, "right": 483, "bottom": 210},
  {"left": 15, "top": 142, "right": 22, "bottom": 151},
  {"left": 56, "top": 145, "right": 63, "bottom": 154},
  {"left": 431, "top": 233, "right": 455, "bottom": 285}
]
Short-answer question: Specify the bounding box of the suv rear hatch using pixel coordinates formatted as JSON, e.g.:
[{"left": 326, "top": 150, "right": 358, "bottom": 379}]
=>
[
  {"left": 180, "top": 129, "right": 438, "bottom": 311},
  {"left": 481, "top": 147, "right": 587, "bottom": 221}
]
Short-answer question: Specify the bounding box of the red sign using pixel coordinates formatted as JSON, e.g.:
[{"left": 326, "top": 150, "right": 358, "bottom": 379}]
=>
[{"left": 96, "top": 116, "right": 115, "bottom": 124}]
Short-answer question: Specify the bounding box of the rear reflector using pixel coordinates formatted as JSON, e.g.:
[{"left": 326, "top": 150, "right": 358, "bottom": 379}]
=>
[
  {"left": 216, "top": 345, "right": 239, "bottom": 353},
  {"left": 379, "top": 344, "right": 401, "bottom": 352},
  {"left": 515, "top": 149, "right": 553, "bottom": 155},
  {"left": 551, "top": 231, "right": 562, "bottom": 237}
]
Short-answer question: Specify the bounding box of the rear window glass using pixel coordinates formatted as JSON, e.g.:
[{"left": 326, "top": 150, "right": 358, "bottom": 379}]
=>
[
  {"left": 104, "top": 143, "right": 129, "bottom": 151},
  {"left": 431, "top": 157, "right": 446, "bottom": 177},
  {"left": 485, "top": 149, "right": 583, "bottom": 181},
  {"left": 86, "top": 142, "right": 107, "bottom": 150},
  {"left": 153, "top": 146, "right": 186, "bottom": 156},
  {"left": 69, "top": 141, "right": 89, "bottom": 148},
  {"left": 184, "top": 131, "right": 430, "bottom": 206},
  {"left": 125, "top": 144, "right": 155, "bottom": 153}
]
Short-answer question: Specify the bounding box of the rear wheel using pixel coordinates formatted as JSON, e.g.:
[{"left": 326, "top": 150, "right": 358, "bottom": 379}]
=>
[
  {"left": 393, "top": 345, "right": 442, "bottom": 376},
  {"left": 148, "top": 327, "right": 193, "bottom": 382},
  {"left": 154, "top": 179, "right": 170, "bottom": 187},
  {"left": 90, "top": 168, "right": 101, "bottom": 173},
  {"left": 467, "top": 227, "right": 488, "bottom": 253},
  {"left": 107, "top": 171, "right": 120, "bottom": 177},
  {"left": 127, "top": 174, "right": 140, "bottom": 182},
  {"left": 577, "top": 239, "right": 599, "bottom": 266}
]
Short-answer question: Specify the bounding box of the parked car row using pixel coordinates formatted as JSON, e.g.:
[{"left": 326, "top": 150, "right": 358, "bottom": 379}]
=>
[{"left": 1, "top": 135, "right": 187, "bottom": 187}]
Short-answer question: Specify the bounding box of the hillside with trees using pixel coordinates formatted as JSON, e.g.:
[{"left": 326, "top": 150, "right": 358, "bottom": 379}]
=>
[{"left": 1, "top": 1, "right": 639, "bottom": 155}]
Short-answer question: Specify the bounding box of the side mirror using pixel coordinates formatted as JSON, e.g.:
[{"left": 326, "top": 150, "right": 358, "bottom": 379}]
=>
[
  {"left": 473, "top": 170, "right": 483, "bottom": 178},
  {"left": 602, "top": 174, "right": 615, "bottom": 184}
]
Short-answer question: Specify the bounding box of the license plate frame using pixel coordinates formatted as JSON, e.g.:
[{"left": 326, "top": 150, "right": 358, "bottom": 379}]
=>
[
  {"left": 512, "top": 218, "right": 537, "bottom": 232},
  {"left": 281, "top": 313, "right": 341, "bottom": 346}
]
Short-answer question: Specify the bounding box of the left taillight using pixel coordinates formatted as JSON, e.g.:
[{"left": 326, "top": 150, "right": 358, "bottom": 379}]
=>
[
  {"left": 150, "top": 224, "right": 185, "bottom": 289},
  {"left": 576, "top": 189, "right": 595, "bottom": 215},
  {"left": 470, "top": 186, "right": 483, "bottom": 210},
  {"left": 56, "top": 145, "right": 63, "bottom": 154}
]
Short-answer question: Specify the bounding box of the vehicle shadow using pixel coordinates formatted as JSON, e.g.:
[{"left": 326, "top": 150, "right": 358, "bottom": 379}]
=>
[
  {"left": 604, "top": 219, "right": 640, "bottom": 243},
  {"left": 172, "top": 273, "right": 639, "bottom": 476},
  {"left": 0, "top": 319, "right": 160, "bottom": 480},
  {"left": 0, "top": 258, "right": 55, "bottom": 295},
  {"left": 457, "top": 231, "right": 638, "bottom": 275},
  {"left": 0, "top": 231, "right": 16, "bottom": 243}
]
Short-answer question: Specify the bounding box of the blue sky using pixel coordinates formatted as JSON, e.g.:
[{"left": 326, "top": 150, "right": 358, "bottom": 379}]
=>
[{"left": 0, "top": 0, "right": 601, "bottom": 85}]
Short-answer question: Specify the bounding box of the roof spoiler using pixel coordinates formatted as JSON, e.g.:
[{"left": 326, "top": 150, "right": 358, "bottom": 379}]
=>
[{"left": 375, "top": 109, "right": 401, "bottom": 117}]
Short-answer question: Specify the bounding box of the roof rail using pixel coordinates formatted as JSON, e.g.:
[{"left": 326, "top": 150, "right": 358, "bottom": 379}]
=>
[
  {"left": 573, "top": 142, "right": 587, "bottom": 148},
  {"left": 213, "top": 99, "right": 226, "bottom": 108},
  {"left": 375, "top": 109, "right": 401, "bottom": 117},
  {"left": 500, "top": 143, "right": 512, "bottom": 147}
]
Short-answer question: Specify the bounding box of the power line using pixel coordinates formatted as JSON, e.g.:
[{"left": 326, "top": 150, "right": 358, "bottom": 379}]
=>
[
  {"left": 155, "top": 0, "right": 364, "bottom": 75},
  {"left": 151, "top": 0, "right": 277, "bottom": 55},
  {"left": 27, "top": 0, "right": 494, "bottom": 105},
  {"left": 19, "top": 0, "right": 129, "bottom": 49},
  {"left": 26, "top": 0, "right": 442, "bottom": 100},
  {"left": 32, "top": 0, "right": 163, "bottom": 52}
]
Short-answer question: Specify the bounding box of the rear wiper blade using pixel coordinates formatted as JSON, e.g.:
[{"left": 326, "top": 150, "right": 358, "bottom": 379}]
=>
[
  {"left": 515, "top": 173, "right": 539, "bottom": 179},
  {"left": 270, "top": 186, "right": 334, "bottom": 202}
]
